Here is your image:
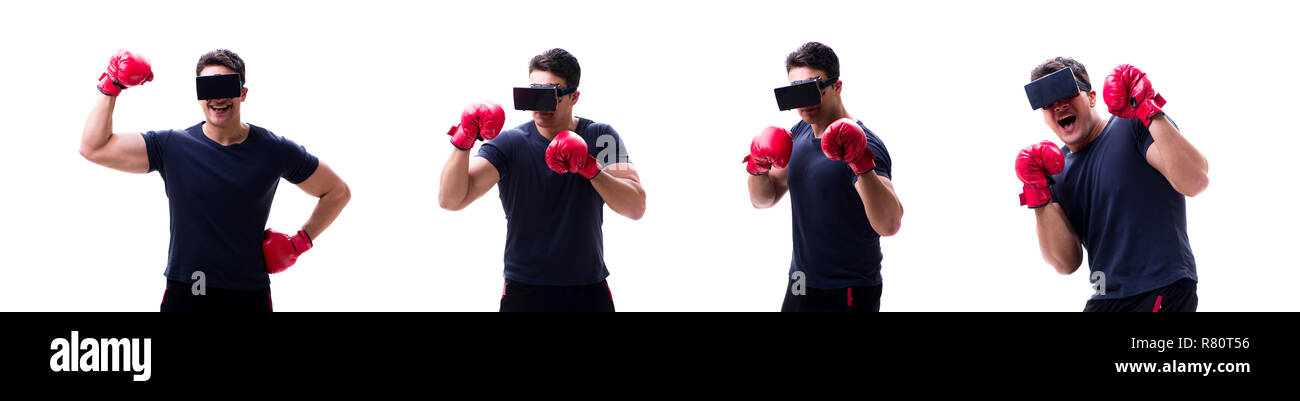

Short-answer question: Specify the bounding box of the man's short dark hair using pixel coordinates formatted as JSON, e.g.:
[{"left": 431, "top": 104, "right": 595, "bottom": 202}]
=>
[
  {"left": 196, "top": 49, "right": 247, "bottom": 85},
  {"left": 529, "top": 48, "right": 581, "bottom": 88},
  {"left": 1030, "top": 57, "right": 1090, "bottom": 88},
  {"left": 785, "top": 42, "right": 839, "bottom": 78}
]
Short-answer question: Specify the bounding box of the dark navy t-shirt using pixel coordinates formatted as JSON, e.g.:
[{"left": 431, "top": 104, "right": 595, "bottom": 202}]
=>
[
  {"left": 1052, "top": 115, "right": 1197, "bottom": 300},
  {"left": 786, "top": 119, "right": 892, "bottom": 289},
  {"left": 143, "top": 123, "right": 319, "bottom": 291},
  {"left": 477, "top": 117, "right": 630, "bottom": 286}
]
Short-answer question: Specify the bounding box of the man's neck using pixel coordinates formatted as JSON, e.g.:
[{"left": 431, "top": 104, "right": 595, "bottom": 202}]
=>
[
  {"left": 202, "top": 120, "right": 250, "bottom": 146},
  {"left": 537, "top": 116, "right": 578, "bottom": 140},
  {"left": 811, "top": 106, "right": 851, "bottom": 138}
]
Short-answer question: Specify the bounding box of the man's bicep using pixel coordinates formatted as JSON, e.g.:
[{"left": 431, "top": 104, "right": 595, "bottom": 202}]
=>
[
  {"left": 294, "top": 162, "right": 343, "bottom": 197},
  {"left": 467, "top": 156, "right": 500, "bottom": 201},
  {"left": 92, "top": 132, "right": 150, "bottom": 173}
]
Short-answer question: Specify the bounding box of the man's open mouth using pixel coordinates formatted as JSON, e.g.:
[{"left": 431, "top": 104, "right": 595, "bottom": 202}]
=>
[{"left": 1058, "top": 115, "right": 1077, "bottom": 130}]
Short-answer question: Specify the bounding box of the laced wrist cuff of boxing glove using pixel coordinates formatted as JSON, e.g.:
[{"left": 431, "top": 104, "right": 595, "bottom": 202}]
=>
[
  {"left": 97, "top": 75, "right": 124, "bottom": 96},
  {"left": 848, "top": 157, "right": 876, "bottom": 176},
  {"left": 743, "top": 156, "right": 770, "bottom": 175},
  {"left": 298, "top": 229, "right": 313, "bottom": 246},
  {"left": 448, "top": 125, "right": 474, "bottom": 150},
  {"left": 1135, "top": 94, "right": 1166, "bottom": 127},
  {"left": 1028, "top": 191, "right": 1057, "bottom": 209},
  {"left": 1022, "top": 178, "right": 1058, "bottom": 208},
  {"left": 580, "top": 157, "right": 602, "bottom": 180}
]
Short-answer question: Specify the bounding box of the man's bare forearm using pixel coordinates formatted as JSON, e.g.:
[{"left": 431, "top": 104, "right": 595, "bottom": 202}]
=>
[
  {"left": 855, "top": 173, "right": 902, "bottom": 236},
  {"left": 1034, "top": 203, "right": 1082, "bottom": 274},
  {"left": 80, "top": 95, "right": 115, "bottom": 158},
  {"left": 748, "top": 173, "right": 783, "bottom": 209},
  {"left": 438, "top": 148, "right": 472, "bottom": 210},
  {"left": 1149, "top": 116, "right": 1209, "bottom": 196},
  {"left": 301, "top": 183, "right": 350, "bottom": 240},
  {"left": 592, "top": 167, "right": 646, "bottom": 220}
]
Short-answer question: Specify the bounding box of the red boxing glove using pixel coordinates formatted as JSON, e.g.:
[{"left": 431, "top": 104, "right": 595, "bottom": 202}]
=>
[
  {"left": 1103, "top": 64, "right": 1166, "bottom": 127},
  {"left": 545, "top": 131, "right": 601, "bottom": 179},
  {"left": 1015, "top": 141, "right": 1065, "bottom": 208},
  {"left": 97, "top": 49, "right": 153, "bottom": 96},
  {"left": 262, "top": 229, "right": 313, "bottom": 274},
  {"left": 821, "top": 118, "right": 876, "bottom": 175},
  {"left": 743, "top": 126, "right": 793, "bottom": 175},
  {"left": 448, "top": 101, "right": 506, "bottom": 150}
]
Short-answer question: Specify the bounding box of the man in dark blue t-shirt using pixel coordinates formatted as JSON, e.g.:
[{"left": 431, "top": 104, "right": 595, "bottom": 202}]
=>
[
  {"left": 79, "top": 49, "right": 351, "bottom": 311},
  {"left": 438, "top": 48, "right": 646, "bottom": 312},
  {"left": 1015, "top": 57, "right": 1208, "bottom": 312},
  {"left": 745, "top": 42, "right": 904, "bottom": 312}
]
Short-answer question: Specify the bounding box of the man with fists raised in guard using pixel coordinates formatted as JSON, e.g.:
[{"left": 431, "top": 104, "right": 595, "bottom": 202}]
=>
[
  {"left": 1017, "top": 57, "right": 1207, "bottom": 312},
  {"left": 745, "top": 42, "right": 903, "bottom": 312},
  {"left": 439, "top": 48, "right": 646, "bottom": 312}
]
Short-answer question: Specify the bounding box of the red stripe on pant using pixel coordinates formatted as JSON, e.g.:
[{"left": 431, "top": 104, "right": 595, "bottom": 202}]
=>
[
  {"left": 1152, "top": 295, "right": 1163, "bottom": 312},
  {"left": 847, "top": 288, "right": 853, "bottom": 306}
]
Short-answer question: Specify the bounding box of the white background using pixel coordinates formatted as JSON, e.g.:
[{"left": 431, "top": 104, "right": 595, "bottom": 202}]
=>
[{"left": 1, "top": 0, "right": 1295, "bottom": 311}]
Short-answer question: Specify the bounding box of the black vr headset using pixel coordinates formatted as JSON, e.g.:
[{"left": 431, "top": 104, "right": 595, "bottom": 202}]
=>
[
  {"left": 513, "top": 83, "right": 578, "bottom": 111},
  {"left": 196, "top": 73, "right": 243, "bottom": 100},
  {"left": 774, "top": 76, "right": 838, "bottom": 111},
  {"left": 1024, "top": 68, "right": 1091, "bottom": 110}
]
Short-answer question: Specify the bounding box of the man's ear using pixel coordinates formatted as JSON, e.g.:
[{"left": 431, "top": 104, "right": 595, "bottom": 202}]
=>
[
  {"left": 239, "top": 87, "right": 249, "bottom": 102},
  {"left": 1086, "top": 90, "right": 1096, "bottom": 108},
  {"left": 569, "top": 90, "right": 580, "bottom": 106}
]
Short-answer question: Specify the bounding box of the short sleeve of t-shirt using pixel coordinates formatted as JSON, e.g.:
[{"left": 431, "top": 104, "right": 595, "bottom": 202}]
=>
[
  {"left": 274, "top": 134, "right": 319, "bottom": 184},
  {"left": 865, "top": 133, "right": 891, "bottom": 180},
  {"left": 142, "top": 129, "right": 175, "bottom": 174},
  {"left": 1133, "top": 114, "right": 1178, "bottom": 155},
  {"left": 478, "top": 127, "right": 523, "bottom": 181},
  {"left": 585, "top": 122, "right": 631, "bottom": 167}
]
